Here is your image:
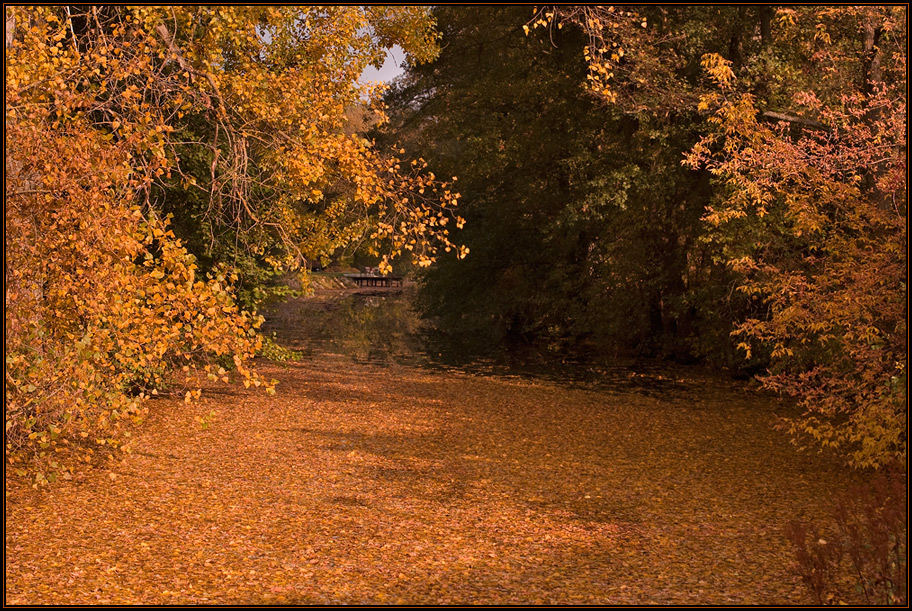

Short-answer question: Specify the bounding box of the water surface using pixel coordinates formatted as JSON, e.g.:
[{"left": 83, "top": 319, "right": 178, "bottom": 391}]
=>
[{"left": 261, "top": 287, "right": 761, "bottom": 401}]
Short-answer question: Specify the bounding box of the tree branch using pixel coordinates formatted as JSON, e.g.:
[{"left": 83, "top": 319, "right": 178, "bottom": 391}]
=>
[
  {"left": 154, "top": 22, "right": 224, "bottom": 116},
  {"left": 761, "top": 110, "right": 831, "bottom": 133}
]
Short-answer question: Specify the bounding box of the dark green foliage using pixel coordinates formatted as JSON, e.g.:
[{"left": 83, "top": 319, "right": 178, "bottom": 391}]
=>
[
  {"left": 381, "top": 6, "right": 744, "bottom": 363},
  {"left": 150, "top": 113, "right": 300, "bottom": 311}
]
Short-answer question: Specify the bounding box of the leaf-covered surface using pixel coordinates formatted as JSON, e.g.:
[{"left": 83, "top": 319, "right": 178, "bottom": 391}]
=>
[{"left": 5, "top": 352, "right": 862, "bottom": 605}]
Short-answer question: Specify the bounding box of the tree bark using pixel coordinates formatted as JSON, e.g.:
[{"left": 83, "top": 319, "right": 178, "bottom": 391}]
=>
[
  {"left": 862, "top": 19, "right": 883, "bottom": 122},
  {"left": 760, "top": 110, "right": 830, "bottom": 133},
  {"left": 727, "top": 6, "right": 747, "bottom": 68},
  {"left": 6, "top": 11, "right": 14, "bottom": 48},
  {"left": 759, "top": 6, "right": 773, "bottom": 47}
]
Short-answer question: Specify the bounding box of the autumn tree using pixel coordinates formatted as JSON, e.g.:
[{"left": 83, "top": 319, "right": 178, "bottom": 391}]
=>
[
  {"left": 540, "top": 5, "right": 907, "bottom": 467},
  {"left": 5, "top": 5, "right": 462, "bottom": 482},
  {"left": 134, "top": 7, "right": 465, "bottom": 304},
  {"left": 689, "top": 7, "right": 907, "bottom": 469}
]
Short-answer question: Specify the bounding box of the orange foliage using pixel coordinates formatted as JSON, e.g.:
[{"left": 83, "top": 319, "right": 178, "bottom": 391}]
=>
[
  {"left": 537, "top": 6, "right": 906, "bottom": 467},
  {"left": 5, "top": 6, "right": 462, "bottom": 483},
  {"left": 5, "top": 117, "right": 269, "bottom": 484},
  {"left": 687, "top": 8, "right": 906, "bottom": 468}
]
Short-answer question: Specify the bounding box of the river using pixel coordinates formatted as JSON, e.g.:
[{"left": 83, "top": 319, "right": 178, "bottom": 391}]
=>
[
  {"left": 261, "top": 285, "right": 734, "bottom": 400},
  {"left": 7, "top": 284, "right": 866, "bottom": 605}
]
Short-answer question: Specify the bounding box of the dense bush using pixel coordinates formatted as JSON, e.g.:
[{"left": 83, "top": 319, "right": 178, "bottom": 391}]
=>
[{"left": 6, "top": 119, "right": 270, "bottom": 485}]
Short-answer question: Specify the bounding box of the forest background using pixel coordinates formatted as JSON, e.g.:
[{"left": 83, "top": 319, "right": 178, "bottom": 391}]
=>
[{"left": 5, "top": 5, "right": 905, "bottom": 491}]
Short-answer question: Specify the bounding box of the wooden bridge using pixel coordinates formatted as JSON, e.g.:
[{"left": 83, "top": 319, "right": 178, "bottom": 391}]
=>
[{"left": 343, "top": 274, "right": 404, "bottom": 288}]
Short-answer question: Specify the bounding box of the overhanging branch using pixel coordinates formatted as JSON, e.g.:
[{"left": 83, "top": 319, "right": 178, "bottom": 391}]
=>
[{"left": 761, "top": 110, "right": 831, "bottom": 133}]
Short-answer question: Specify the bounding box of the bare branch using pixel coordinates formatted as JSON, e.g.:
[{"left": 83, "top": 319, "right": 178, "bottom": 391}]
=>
[{"left": 154, "top": 22, "right": 225, "bottom": 117}]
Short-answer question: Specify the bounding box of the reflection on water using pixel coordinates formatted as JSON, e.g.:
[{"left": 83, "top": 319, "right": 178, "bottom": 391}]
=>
[
  {"left": 261, "top": 287, "right": 732, "bottom": 399},
  {"left": 263, "top": 288, "right": 425, "bottom": 366}
]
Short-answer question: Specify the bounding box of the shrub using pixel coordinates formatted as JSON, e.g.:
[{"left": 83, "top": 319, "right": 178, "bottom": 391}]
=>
[{"left": 786, "top": 467, "right": 907, "bottom": 605}]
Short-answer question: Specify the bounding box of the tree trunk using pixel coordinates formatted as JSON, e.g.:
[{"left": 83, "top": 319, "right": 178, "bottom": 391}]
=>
[
  {"left": 759, "top": 6, "right": 773, "bottom": 48},
  {"left": 5, "top": 11, "right": 14, "bottom": 48},
  {"left": 727, "top": 6, "right": 747, "bottom": 68}
]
